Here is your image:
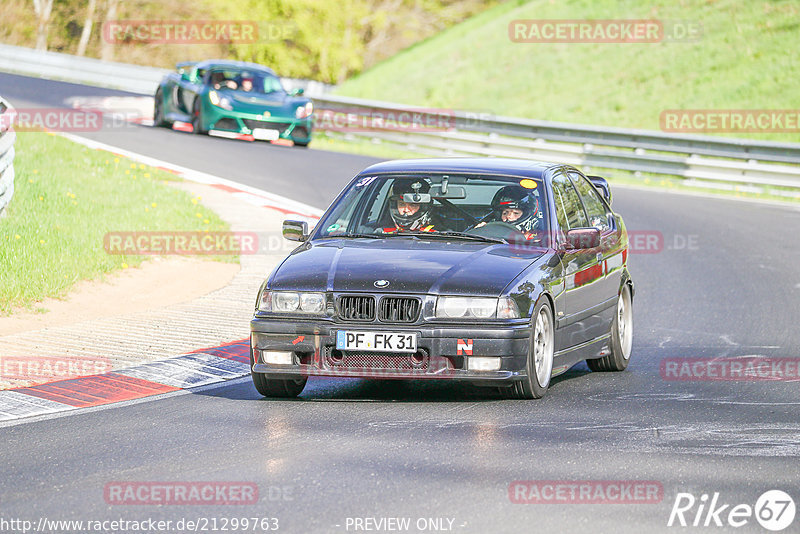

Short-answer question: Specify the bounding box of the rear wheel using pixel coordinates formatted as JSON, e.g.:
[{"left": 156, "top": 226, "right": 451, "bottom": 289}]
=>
[
  {"left": 502, "top": 297, "right": 554, "bottom": 399},
  {"left": 191, "top": 98, "right": 206, "bottom": 135},
  {"left": 587, "top": 284, "right": 633, "bottom": 372}
]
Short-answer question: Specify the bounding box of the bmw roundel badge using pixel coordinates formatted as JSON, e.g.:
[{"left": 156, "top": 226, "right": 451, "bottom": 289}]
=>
[{"left": 374, "top": 279, "right": 390, "bottom": 288}]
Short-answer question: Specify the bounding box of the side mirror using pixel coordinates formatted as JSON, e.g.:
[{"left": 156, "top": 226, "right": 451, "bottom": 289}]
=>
[
  {"left": 588, "top": 175, "right": 612, "bottom": 206},
  {"left": 290, "top": 88, "right": 305, "bottom": 96},
  {"left": 565, "top": 228, "right": 600, "bottom": 250},
  {"left": 282, "top": 220, "right": 309, "bottom": 242}
]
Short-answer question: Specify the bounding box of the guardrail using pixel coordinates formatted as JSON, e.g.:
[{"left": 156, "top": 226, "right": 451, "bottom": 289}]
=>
[
  {"left": 0, "top": 43, "right": 797, "bottom": 194},
  {"left": 0, "top": 96, "right": 16, "bottom": 216},
  {"left": 0, "top": 43, "right": 332, "bottom": 97},
  {"left": 311, "top": 94, "right": 800, "bottom": 194}
]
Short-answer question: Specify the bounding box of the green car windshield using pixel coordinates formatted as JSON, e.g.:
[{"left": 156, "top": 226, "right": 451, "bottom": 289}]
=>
[
  {"left": 205, "top": 69, "right": 286, "bottom": 95},
  {"left": 315, "top": 174, "right": 551, "bottom": 245}
]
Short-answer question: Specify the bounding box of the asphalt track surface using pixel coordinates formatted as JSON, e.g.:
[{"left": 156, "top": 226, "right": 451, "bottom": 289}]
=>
[{"left": 2, "top": 73, "right": 800, "bottom": 533}]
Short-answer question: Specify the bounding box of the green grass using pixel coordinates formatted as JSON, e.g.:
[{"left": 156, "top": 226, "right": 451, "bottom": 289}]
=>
[
  {"left": 0, "top": 132, "right": 232, "bottom": 315},
  {"left": 336, "top": 0, "right": 800, "bottom": 143}
]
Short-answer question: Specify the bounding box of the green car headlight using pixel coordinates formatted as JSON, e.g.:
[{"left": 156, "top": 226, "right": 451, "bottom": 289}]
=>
[
  {"left": 295, "top": 102, "right": 313, "bottom": 119},
  {"left": 209, "top": 90, "right": 233, "bottom": 111}
]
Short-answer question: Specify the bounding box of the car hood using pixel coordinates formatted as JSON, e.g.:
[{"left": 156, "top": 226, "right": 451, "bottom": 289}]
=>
[
  {"left": 221, "top": 91, "right": 306, "bottom": 116},
  {"left": 268, "top": 238, "right": 545, "bottom": 296}
]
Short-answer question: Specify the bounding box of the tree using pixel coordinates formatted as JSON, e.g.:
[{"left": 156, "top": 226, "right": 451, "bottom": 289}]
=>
[
  {"left": 32, "top": 0, "right": 54, "bottom": 51},
  {"left": 76, "top": 0, "right": 97, "bottom": 56},
  {"left": 100, "top": 0, "right": 118, "bottom": 61}
]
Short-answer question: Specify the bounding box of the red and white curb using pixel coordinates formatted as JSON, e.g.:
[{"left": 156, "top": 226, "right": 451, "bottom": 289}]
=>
[
  {"left": 0, "top": 340, "right": 251, "bottom": 423},
  {"left": 0, "top": 132, "right": 325, "bottom": 424},
  {"left": 60, "top": 132, "right": 322, "bottom": 223}
]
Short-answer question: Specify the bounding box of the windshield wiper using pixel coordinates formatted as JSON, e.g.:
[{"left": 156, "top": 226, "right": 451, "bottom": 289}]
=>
[
  {"left": 323, "top": 233, "right": 382, "bottom": 239},
  {"left": 383, "top": 231, "right": 506, "bottom": 244}
]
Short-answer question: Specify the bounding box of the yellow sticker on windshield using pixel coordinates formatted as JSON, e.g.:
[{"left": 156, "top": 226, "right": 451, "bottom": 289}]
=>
[{"left": 519, "top": 179, "right": 537, "bottom": 189}]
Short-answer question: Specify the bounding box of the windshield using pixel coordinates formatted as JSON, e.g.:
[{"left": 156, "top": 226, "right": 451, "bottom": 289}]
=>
[
  {"left": 207, "top": 69, "right": 286, "bottom": 95},
  {"left": 315, "top": 173, "right": 550, "bottom": 246}
]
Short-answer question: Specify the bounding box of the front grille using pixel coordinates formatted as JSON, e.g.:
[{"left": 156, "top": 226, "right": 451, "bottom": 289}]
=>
[
  {"left": 292, "top": 126, "right": 309, "bottom": 138},
  {"left": 326, "top": 348, "right": 428, "bottom": 371},
  {"left": 379, "top": 297, "right": 420, "bottom": 323},
  {"left": 213, "top": 118, "right": 238, "bottom": 130},
  {"left": 243, "top": 119, "right": 291, "bottom": 132},
  {"left": 338, "top": 296, "right": 375, "bottom": 321}
]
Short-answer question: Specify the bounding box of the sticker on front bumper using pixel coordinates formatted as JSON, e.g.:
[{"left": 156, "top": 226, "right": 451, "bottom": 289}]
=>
[
  {"left": 336, "top": 331, "right": 417, "bottom": 353},
  {"left": 252, "top": 128, "right": 280, "bottom": 140}
]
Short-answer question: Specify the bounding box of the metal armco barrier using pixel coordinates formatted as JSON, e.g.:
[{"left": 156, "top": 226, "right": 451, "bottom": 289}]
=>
[
  {"left": 0, "top": 43, "right": 797, "bottom": 192},
  {"left": 0, "top": 96, "right": 16, "bottom": 216},
  {"left": 311, "top": 94, "right": 800, "bottom": 192}
]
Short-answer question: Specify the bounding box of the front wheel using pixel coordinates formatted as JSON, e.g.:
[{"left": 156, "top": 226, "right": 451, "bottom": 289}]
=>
[
  {"left": 251, "top": 371, "right": 307, "bottom": 398},
  {"left": 250, "top": 349, "right": 307, "bottom": 397},
  {"left": 191, "top": 99, "right": 206, "bottom": 135},
  {"left": 503, "top": 297, "right": 554, "bottom": 399},
  {"left": 587, "top": 284, "right": 633, "bottom": 372},
  {"left": 153, "top": 88, "right": 170, "bottom": 127}
]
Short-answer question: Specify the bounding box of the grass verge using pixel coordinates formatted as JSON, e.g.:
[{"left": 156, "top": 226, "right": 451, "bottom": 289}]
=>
[
  {"left": 0, "top": 132, "right": 233, "bottom": 315},
  {"left": 336, "top": 0, "right": 800, "bottom": 143}
]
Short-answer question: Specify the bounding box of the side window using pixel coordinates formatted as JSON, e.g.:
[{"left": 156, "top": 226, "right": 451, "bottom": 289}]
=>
[
  {"left": 551, "top": 173, "right": 588, "bottom": 231},
  {"left": 364, "top": 179, "right": 393, "bottom": 225},
  {"left": 569, "top": 172, "right": 611, "bottom": 231}
]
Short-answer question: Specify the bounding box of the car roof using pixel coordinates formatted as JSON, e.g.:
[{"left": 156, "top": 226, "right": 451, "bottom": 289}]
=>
[
  {"left": 195, "top": 60, "right": 277, "bottom": 76},
  {"left": 357, "top": 158, "right": 561, "bottom": 179}
]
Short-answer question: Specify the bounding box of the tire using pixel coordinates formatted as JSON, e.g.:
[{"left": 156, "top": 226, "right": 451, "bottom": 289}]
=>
[
  {"left": 502, "top": 297, "right": 555, "bottom": 399},
  {"left": 153, "top": 88, "right": 170, "bottom": 127},
  {"left": 294, "top": 140, "right": 310, "bottom": 148},
  {"left": 252, "top": 372, "right": 307, "bottom": 398},
  {"left": 250, "top": 349, "right": 307, "bottom": 398},
  {"left": 191, "top": 98, "right": 206, "bottom": 135},
  {"left": 587, "top": 284, "right": 633, "bottom": 372}
]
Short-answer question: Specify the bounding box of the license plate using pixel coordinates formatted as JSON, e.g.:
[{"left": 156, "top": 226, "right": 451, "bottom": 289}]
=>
[
  {"left": 252, "top": 128, "right": 280, "bottom": 141},
  {"left": 336, "top": 331, "right": 417, "bottom": 353}
]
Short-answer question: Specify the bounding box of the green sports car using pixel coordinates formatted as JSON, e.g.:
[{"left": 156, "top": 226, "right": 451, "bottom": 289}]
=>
[{"left": 154, "top": 60, "right": 313, "bottom": 146}]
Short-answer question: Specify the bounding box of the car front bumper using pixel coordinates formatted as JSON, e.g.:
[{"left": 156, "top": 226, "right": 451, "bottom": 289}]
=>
[
  {"left": 250, "top": 318, "right": 532, "bottom": 383},
  {"left": 204, "top": 105, "right": 312, "bottom": 144}
]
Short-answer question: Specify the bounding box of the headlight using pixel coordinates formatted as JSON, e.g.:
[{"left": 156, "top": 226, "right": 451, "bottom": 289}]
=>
[
  {"left": 258, "top": 290, "right": 326, "bottom": 314},
  {"left": 295, "top": 102, "right": 313, "bottom": 119},
  {"left": 209, "top": 90, "right": 233, "bottom": 110},
  {"left": 435, "top": 296, "right": 521, "bottom": 319}
]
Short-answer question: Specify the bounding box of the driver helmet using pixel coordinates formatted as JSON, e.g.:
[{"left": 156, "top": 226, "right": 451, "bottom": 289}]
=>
[
  {"left": 490, "top": 185, "right": 539, "bottom": 232},
  {"left": 388, "top": 178, "right": 432, "bottom": 230}
]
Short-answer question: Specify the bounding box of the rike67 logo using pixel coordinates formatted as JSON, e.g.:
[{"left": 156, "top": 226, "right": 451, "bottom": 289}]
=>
[{"left": 668, "top": 490, "right": 796, "bottom": 531}]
